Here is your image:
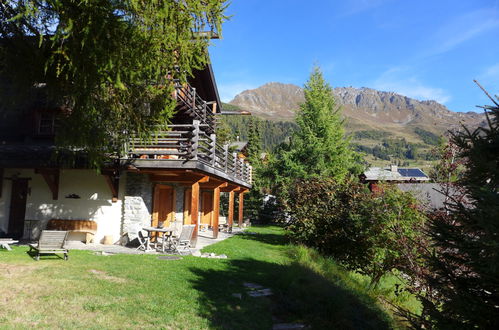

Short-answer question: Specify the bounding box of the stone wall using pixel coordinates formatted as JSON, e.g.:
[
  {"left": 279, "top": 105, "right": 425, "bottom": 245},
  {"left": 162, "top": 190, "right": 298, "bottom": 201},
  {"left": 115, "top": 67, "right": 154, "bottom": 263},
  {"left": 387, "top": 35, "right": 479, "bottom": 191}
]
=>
[{"left": 123, "top": 172, "right": 153, "bottom": 242}]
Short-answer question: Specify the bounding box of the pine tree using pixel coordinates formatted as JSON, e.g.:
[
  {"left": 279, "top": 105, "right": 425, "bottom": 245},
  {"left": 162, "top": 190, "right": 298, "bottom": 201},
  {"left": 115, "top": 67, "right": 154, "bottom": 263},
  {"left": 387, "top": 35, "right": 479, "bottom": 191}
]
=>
[
  {"left": 0, "top": 1, "right": 228, "bottom": 166},
  {"left": 420, "top": 87, "right": 499, "bottom": 328},
  {"left": 246, "top": 118, "right": 262, "bottom": 164},
  {"left": 272, "top": 67, "right": 359, "bottom": 183},
  {"left": 244, "top": 118, "right": 265, "bottom": 222}
]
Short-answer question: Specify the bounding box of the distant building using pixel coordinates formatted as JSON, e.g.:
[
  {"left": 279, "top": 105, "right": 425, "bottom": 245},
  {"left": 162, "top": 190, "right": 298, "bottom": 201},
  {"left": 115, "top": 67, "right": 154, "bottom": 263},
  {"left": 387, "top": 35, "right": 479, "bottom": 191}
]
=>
[
  {"left": 360, "top": 165, "right": 430, "bottom": 191},
  {"left": 361, "top": 165, "right": 430, "bottom": 183}
]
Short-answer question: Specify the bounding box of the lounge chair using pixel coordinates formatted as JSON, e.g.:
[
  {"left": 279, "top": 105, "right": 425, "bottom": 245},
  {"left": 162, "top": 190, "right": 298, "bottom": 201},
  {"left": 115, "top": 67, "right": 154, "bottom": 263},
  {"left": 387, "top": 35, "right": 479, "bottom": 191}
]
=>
[
  {"left": 170, "top": 225, "right": 195, "bottom": 254},
  {"left": 29, "top": 230, "right": 69, "bottom": 261}
]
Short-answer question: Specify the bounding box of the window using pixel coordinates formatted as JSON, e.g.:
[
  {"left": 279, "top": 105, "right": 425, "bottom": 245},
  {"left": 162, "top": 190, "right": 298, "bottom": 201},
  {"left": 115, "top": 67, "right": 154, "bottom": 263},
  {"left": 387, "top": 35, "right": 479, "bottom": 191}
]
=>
[{"left": 35, "top": 111, "right": 59, "bottom": 136}]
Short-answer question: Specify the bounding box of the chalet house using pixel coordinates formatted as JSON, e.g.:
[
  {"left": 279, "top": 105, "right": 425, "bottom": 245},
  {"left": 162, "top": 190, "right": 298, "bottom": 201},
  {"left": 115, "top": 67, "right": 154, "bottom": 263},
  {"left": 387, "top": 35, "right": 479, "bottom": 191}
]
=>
[
  {"left": 0, "top": 63, "right": 252, "bottom": 246},
  {"left": 360, "top": 165, "right": 429, "bottom": 191}
]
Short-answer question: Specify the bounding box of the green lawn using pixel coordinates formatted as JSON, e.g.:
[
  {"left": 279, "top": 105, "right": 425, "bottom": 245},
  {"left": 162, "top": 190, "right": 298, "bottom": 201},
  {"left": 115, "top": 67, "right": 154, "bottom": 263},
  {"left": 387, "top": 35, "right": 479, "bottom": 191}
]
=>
[{"left": 0, "top": 226, "right": 413, "bottom": 329}]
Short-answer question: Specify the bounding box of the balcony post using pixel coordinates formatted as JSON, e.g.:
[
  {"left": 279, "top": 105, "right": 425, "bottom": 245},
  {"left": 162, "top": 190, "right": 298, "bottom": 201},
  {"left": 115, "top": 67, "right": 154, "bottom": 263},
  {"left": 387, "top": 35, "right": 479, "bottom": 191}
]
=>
[
  {"left": 233, "top": 152, "right": 238, "bottom": 177},
  {"left": 203, "top": 101, "right": 207, "bottom": 122},
  {"left": 224, "top": 144, "right": 229, "bottom": 172},
  {"left": 192, "top": 87, "right": 196, "bottom": 110},
  {"left": 210, "top": 134, "right": 216, "bottom": 166},
  {"left": 191, "top": 120, "right": 200, "bottom": 160}
]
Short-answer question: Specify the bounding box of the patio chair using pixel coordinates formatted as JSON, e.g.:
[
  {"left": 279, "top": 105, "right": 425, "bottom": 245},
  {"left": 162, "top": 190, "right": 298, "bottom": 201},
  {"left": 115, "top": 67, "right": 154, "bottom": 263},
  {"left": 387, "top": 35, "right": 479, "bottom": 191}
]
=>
[
  {"left": 170, "top": 225, "right": 195, "bottom": 255},
  {"left": 136, "top": 230, "right": 152, "bottom": 252},
  {"left": 29, "top": 230, "right": 69, "bottom": 261}
]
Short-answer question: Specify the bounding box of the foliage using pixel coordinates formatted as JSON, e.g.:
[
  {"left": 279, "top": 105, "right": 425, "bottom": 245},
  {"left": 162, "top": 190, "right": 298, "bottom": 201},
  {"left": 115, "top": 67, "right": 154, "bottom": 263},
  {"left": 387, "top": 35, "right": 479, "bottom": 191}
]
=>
[
  {"left": 428, "top": 140, "right": 464, "bottom": 182},
  {"left": 284, "top": 178, "right": 427, "bottom": 285},
  {"left": 242, "top": 118, "right": 266, "bottom": 222},
  {"left": 354, "top": 137, "right": 439, "bottom": 162},
  {"left": 411, "top": 94, "right": 499, "bottom": 329},
  {"left": 269, "top": 67, "right": 360, "bottom": 186},
  {"left": 0, "top": 0, "right": 228, "bottom": 166},
  {"left": 245, "top": 118, "right": 262, "bottom": 164},
  {"left": 414, "top": 127, "right": 443, "bottom": 146},
  {"left": 220, "top": 114, "right": 298, "bottom": 151},
  {"left": 215, "top": 117, "right": 232, "bottom": 146},
  {"left": 354, "top": 129, "right": 392, "bottom": 140}
]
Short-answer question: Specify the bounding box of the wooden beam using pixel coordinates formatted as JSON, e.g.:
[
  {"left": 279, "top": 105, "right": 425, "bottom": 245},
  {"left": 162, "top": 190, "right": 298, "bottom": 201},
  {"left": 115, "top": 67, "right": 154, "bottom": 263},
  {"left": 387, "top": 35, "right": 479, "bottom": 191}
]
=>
[
  {"left": 190, "top": 180, "right": 200, "bottom": 247},
  {"left": 149, "top": 174, "right": 209, "bottom": 184},
  {"left": 238, "top": 190, "right": 246, "bottom": 227},
  {"left": 200, "top": 181, "right": 228, "bottom": 189},
  {"left": 35, "top": 169, "right": 59, "bottom": 200},
  {"left": 228, "top": 190, "right": 235, "bottom": 230},
  {"left": 212, "top": 185, "right": 221, "bottom": 239},
  {"left": 101, "top": 171, "right": 119, "bottom": 203},
  {"left": 220, "top": 184, "right": 240, "bottom": 192}
]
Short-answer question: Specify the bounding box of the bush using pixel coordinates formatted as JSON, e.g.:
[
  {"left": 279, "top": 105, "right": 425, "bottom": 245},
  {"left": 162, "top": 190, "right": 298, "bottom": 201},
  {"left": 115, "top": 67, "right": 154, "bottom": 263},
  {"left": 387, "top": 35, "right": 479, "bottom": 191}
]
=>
[{"left": 284, "top": 178, "right": 427, "bottom": 284}]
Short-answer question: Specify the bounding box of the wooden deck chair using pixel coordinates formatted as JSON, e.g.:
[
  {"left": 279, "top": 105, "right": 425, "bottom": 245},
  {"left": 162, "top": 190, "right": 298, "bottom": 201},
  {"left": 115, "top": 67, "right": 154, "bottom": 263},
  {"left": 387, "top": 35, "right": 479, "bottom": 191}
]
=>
[
  {"left": 170, "top": 225, "right": 195, "bottom": 254},
  {"left": 29, "top": 230, "right": 69, "bottom": 261}
]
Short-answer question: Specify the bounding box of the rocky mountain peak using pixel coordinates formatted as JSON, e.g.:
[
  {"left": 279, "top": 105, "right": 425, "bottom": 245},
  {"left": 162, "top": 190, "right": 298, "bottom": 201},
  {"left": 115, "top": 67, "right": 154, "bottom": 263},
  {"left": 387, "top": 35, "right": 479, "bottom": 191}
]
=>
[{"left": 228, "top": 82, "right": 485, "bottom": 136}]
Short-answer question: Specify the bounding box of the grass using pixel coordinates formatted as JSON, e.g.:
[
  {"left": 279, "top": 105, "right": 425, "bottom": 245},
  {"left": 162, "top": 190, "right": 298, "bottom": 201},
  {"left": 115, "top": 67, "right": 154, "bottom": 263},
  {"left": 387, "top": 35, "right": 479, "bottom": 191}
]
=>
[{"left": 0, "top": 226, "right": 416, "bottom": 329}]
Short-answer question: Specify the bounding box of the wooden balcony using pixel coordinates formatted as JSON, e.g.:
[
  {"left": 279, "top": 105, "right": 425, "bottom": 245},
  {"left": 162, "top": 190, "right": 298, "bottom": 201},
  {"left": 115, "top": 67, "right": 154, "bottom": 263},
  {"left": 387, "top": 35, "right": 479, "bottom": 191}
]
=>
[
  {"left": 124, "top": 120, "right": 252, "bottom": 187},
  {"left": 173, "top": 80, "right": 216, "bottom": 133}
]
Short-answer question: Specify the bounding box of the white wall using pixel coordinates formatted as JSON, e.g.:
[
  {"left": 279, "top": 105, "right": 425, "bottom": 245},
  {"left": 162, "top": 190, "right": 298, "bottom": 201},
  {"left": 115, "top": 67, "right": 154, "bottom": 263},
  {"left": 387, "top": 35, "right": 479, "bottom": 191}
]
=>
[{"left": 0, "top": 168, "right": 125, "bottom": 243}]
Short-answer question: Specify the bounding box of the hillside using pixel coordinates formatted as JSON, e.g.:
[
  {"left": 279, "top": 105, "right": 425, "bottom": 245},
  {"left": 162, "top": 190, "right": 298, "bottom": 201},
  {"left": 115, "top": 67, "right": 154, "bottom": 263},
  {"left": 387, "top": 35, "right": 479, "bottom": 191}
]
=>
[
  {"left": 224, "top": 83, "right": 486, "bottom": 166},
  {"left": 229, "top": 83, "right": 484, "bottom": 136}
]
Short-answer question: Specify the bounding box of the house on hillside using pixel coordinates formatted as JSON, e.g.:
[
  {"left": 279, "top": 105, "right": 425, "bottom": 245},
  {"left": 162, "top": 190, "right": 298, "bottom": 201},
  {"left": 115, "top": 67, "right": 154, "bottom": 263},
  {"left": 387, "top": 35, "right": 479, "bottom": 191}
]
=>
[
  {"left": 360, "top": 165, "right": 429, "bottom": 191},
  {"left": 0, "top": 63, "right": 252, "bottom": 246}
]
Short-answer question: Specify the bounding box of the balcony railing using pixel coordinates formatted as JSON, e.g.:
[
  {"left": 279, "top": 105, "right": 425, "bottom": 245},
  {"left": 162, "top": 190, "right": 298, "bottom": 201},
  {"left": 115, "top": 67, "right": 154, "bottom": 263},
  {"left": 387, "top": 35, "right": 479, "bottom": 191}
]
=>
[
  {"left": 126, "top": 120, "right": 252, "bottom": 185},
  {"left": 173, "top": 81, "right": 216, "bottom": 133}
]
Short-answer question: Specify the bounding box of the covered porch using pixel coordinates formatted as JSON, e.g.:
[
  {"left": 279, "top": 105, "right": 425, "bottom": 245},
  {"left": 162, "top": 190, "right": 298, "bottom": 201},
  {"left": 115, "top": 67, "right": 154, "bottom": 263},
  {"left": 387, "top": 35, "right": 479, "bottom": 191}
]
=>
[{"left": 124, "top": 168, "right": 250, "bottom": 248}]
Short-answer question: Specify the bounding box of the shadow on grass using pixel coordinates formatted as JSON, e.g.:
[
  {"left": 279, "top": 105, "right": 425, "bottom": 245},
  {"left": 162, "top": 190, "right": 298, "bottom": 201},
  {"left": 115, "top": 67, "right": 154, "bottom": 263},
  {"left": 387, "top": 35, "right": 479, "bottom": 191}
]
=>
[{"left": 189, "top": 257, "right": 393, "bottom": 330}]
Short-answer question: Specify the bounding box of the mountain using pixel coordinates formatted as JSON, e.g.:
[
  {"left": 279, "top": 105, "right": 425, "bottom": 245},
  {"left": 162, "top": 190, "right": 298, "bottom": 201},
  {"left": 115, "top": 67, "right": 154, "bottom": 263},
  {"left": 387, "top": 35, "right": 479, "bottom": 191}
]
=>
[{"left": 229, "top": 82, "right": 485, "bottom": 140}]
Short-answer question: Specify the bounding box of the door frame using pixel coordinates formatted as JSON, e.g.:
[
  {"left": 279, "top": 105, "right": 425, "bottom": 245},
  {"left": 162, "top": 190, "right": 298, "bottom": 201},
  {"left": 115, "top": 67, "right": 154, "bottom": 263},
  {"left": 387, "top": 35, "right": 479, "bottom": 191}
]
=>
[{"left": 7, "top": 178, "right": 30, "bottom": 239}]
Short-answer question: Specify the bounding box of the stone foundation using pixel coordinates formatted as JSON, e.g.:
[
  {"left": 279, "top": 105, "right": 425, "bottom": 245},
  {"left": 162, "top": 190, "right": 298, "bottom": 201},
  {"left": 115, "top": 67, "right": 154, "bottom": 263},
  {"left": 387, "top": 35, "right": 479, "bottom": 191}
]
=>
[{"left": 123, "top": 173, "right": 153, "bottom": 242}]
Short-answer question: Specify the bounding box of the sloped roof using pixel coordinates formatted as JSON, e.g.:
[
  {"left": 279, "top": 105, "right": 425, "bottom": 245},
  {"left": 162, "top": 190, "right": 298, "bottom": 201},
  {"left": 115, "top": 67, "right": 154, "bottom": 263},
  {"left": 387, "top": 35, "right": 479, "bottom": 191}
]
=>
[
  {"left": 397, "top": 183, "right": 462, "bottom": 210},
  {"left": 363, "top": 167, "right": 430, "bottom": 181}
]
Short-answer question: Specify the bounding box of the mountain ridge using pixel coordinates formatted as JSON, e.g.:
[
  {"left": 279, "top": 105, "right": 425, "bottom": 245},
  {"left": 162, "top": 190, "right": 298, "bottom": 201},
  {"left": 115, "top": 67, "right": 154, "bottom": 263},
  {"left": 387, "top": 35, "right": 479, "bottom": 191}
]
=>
[{"left": 228, "top": 82, "right": 485, "bottom": 137}]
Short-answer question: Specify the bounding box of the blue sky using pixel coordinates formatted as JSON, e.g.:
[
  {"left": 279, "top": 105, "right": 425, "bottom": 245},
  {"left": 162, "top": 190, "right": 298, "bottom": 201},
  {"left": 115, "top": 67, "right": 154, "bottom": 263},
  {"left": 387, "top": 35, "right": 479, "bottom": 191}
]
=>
[{"left": 209, "top": 0, "right": 499, "bottom": 112}]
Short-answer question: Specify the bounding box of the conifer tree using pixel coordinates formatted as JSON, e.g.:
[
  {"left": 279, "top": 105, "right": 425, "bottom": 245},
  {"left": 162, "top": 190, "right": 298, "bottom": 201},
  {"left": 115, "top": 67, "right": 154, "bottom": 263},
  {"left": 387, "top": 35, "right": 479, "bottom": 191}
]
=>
[
  {"left": 419, "top": 87, "right": 499, "bottom": 328},
  {"left": 272, "top": 67, "right": 359, "bottom": 184},
  {"left": 0, "top": 0, "right": 228, "bottom": 166},
  {"left": 246, "top": 118, "right": 262, "bottom": 164}
]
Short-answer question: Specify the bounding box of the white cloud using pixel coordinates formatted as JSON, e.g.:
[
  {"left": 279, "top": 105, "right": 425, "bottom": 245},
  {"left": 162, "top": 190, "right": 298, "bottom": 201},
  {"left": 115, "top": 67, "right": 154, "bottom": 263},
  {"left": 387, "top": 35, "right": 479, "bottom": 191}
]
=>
[
  {"left": 428, "top": 8, "right": 499, "bottom": 56},
  {"left": 217, "top": 83, "right": 258, "bottom": 103},
  {"left": 373, "top": 67, "right": 451, "bottom": 104}
]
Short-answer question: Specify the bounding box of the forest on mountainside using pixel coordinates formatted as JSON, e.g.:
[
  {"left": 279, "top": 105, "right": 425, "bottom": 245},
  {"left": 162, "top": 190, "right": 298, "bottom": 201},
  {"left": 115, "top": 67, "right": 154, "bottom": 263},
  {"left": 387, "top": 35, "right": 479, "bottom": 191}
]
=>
[{"left": 220, "top": 104, "right": 442, "bottom": 163}]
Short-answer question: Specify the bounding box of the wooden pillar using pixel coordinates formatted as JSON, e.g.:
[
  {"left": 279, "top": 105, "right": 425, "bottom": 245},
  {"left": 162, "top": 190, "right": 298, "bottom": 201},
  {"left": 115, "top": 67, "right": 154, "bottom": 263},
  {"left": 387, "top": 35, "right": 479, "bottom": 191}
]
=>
[
  {"left": 228, "top": 191, "right": 235, "bottom": 230},
  {"left": 238, "top": 191, "right": 245, "bottom": 227},
  {"left": 190, "top": 181, "right": 200, "bottom": 246},
  {"left": 212, "top": 186, "right": 220, "bottom": 239}
]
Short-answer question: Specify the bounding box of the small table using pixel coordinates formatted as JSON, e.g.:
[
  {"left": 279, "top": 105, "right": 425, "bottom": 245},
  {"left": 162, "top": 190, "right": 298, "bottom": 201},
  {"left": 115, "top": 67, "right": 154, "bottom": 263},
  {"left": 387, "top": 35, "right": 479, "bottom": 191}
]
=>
[
  {"left": 142, "top": 226, "right": 175, "bottom": 252},
  {"left": 0, "top": 239, "right": 19, "bottom": 251}
]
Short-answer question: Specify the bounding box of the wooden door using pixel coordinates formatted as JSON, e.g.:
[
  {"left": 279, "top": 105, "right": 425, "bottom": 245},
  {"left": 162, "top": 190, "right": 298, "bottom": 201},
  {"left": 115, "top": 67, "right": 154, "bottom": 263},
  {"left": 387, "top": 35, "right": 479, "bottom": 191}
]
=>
[
  {"left": 8, "top": 179, "right": 29, "bottom": 239},
  {"left": 201, "top": 192, "right": 213, "bottom": 226},
  {"left": 152, "top": 185, "right": 175, "bottom": 231}
]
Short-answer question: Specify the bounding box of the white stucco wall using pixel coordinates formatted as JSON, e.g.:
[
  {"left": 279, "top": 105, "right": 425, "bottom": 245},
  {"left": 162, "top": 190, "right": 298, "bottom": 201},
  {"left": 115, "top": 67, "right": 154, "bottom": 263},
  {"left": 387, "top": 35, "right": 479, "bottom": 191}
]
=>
[{"left": 0, "top": 168, "right": 124, "bottom": 243}]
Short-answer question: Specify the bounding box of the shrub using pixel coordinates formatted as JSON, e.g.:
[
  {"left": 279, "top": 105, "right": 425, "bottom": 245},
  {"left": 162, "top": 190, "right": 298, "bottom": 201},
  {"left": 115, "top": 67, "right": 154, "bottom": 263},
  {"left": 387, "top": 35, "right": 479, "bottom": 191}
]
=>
[{"left": 284, "top": 178, "right": 427, "bottom": 284}]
